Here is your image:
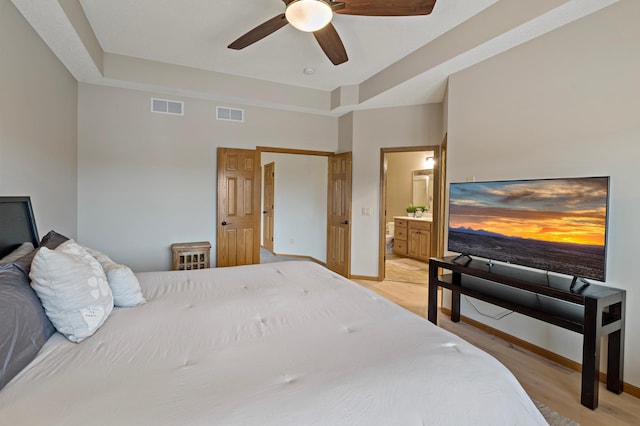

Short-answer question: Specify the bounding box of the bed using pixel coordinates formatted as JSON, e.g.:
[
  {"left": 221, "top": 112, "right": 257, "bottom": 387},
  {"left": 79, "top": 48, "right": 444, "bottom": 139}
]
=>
[{"left": 0, "top": 197, "right": 547, "bottom": 425}]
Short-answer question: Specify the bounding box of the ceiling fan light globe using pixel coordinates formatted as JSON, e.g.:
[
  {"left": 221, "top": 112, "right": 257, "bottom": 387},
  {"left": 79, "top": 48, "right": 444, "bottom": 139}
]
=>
[{"left": 285, "top": 0, "right": 333, "bottom": 32}]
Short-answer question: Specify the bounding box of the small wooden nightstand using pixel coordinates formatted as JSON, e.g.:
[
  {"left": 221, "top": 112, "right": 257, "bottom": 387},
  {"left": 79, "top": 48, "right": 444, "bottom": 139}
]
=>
[{"left": 171, "top": 241, "right": 211, "bottom": 271}]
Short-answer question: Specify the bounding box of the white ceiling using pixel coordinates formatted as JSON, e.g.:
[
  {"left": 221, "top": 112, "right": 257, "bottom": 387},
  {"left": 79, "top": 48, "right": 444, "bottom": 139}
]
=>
[
  {"left": 79, "top": 0, "right": 496, "bottom": 91},
  {"left": 12, "top": 0, "right": 619, "bottom": 116}
]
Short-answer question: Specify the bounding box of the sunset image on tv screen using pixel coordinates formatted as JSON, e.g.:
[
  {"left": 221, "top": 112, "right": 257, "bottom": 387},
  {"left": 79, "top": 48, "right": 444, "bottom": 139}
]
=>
[{"left": 448, "top": 177, "right": 609, "bottom": 280}]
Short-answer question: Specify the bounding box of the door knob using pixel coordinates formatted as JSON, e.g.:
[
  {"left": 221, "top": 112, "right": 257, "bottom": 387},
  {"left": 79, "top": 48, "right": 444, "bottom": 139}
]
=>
[
  {"left": 221, "top": 221, "right": 231, "bottom": 226},
  {"left": 342, "top": 220, "right": 349, "bottom": 225}
]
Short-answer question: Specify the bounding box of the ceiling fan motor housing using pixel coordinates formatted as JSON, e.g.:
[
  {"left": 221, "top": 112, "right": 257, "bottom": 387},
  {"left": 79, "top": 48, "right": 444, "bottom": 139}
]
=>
[{"left": 285, "top": 0, "right": 334, "bottom": 32}]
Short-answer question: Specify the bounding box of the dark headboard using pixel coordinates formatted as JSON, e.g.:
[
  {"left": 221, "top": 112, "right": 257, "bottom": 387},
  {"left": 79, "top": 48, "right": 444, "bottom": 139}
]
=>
[{"left": 0, "top": 197, "right": 39, "bottom": 259}]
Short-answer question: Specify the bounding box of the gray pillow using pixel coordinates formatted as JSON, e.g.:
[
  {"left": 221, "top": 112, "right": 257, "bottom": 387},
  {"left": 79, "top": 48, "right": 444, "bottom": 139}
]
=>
[
  {"left": 13, "top": 230, "right": 70, "bottom": 273},
  {"left": 0, "top": 242, "right": 35, "bottom": 264},
  {"left": 39, "top": 230, "right": 70, "bottom": 249},
  {"left": 0, "top": 263, "right": 55, "bottom": 390}
]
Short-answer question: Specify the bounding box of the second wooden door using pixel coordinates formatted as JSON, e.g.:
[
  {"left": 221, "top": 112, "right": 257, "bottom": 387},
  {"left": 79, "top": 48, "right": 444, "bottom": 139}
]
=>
[
  {"left": 326, "top": 152, "right": 352, "bottom": 277},
  {"left": 262, "top": 162, "right": 275, "bottom": 253}
]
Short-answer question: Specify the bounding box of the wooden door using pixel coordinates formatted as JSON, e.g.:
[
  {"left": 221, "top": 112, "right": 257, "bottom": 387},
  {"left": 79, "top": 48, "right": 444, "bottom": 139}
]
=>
[
  {"left": 217, "top": 148, "right": 261, "bottom": 267},
  {"left": 262, "top": 162, "right": 275, "bottom": 253},
  {"left": 326, "top": 152, "right": 352, "bottom": 277}
]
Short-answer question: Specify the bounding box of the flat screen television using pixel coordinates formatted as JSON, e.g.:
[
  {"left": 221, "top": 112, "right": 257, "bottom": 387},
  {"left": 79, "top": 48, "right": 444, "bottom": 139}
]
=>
[{"left": 447, "top": 176, "right": 609, "bottom": 282}]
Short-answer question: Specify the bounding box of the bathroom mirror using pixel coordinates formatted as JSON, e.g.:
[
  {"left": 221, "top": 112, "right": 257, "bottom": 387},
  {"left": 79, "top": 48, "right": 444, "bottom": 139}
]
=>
[{"left": 412, "top": 169, "right": 433, "bottom": 213}]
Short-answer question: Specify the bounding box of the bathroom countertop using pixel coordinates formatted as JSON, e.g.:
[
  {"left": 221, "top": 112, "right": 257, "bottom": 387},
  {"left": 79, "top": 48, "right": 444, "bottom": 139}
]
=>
[{"left": 394, "top": 215, "right": 432, "bottom": 221}]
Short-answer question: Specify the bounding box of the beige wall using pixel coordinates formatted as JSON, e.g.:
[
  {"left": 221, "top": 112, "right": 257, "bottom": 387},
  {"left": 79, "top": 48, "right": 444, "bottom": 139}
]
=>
[
  {"left": 77, "top": 83, "right": 337, "bottom": 271},
  {"left": 447, "top": 0, "right": 640, "bottom": 386},
  {"left": 350, "top": 104, "right": 443, "bottom": 276},
  {"left": 337, "top": 112, "right": 353, "bottom": 153},
  {"left": 0, "top": 0, "right": 77, "bottom": 238}
]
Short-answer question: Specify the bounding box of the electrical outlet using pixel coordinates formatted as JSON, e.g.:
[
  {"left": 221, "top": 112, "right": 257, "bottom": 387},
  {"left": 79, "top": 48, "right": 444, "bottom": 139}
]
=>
[{"left": 362, "top": 207, "right": 371, "bottom": 216}]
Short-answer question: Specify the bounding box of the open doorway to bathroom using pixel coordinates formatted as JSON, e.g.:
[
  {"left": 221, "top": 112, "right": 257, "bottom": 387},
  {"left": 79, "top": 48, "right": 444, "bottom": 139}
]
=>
[{"left": 378, "top": 145, "right": 444, "bottom": 284}]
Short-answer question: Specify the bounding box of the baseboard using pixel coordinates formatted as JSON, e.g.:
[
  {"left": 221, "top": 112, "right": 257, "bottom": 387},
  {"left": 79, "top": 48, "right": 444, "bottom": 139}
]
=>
[
  {"left": 350, "top": 274, "right": 380, "bottom": 281},
  {"left": 440, "top": 307, "right": 640, "bottom": 399},
  {"left": 307, "top": 257, "right": 325, "bottom": 266},
  {"left": 626, "top": 382, "right": 640, "bottom": 399}
]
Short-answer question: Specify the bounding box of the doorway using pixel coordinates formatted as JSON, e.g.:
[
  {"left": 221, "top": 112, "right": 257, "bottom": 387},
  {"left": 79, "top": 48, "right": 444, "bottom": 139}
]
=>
[
  {"left": 378, "top": 145, "right": 444, "bottom": 283},
  {"left": 257, "top": 147, "right": 332, "bottom": 266}
]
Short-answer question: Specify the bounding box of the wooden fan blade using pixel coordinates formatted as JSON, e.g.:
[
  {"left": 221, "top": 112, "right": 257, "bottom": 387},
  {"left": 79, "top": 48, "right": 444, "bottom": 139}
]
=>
[
  {"left": 336, "top": 0, "right": 437, "bottom": 16},
  {"left": 228, "top": 14, "right": 288, "bottom": 50},
  {"left": 313, "top": 23, "right": 348, "bottom": 65}
]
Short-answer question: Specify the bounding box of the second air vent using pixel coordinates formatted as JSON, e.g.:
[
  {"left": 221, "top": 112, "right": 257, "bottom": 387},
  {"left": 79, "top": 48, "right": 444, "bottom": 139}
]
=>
[
  {"left": 151, "top": 98, "right": 183, "bottom": 115},
  {"left": 217, "top": 106, "right": 244, "bottom": 122}
]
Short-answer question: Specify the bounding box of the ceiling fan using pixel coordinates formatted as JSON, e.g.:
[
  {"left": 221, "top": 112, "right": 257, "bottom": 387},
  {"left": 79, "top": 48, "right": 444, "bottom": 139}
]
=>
[{"left": 228, "top": 0, "right": 437, "bottom": 65}]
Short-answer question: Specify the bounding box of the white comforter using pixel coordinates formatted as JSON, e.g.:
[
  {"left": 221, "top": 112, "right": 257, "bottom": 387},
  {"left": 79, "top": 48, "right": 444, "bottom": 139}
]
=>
[{"left": 0, "top": 261, "right": 547, "bottom": 425}]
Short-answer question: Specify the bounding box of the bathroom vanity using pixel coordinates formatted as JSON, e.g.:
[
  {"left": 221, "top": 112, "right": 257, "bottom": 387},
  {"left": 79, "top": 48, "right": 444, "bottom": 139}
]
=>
[{"left": 393, "top": 216, "right": 432, "bottom": 262}]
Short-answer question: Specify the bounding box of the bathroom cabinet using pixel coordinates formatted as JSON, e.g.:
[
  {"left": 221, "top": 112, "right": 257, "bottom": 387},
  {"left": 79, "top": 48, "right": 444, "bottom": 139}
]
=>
[{"left": 393, "top": 217, "right": 431, "bottom": 262}]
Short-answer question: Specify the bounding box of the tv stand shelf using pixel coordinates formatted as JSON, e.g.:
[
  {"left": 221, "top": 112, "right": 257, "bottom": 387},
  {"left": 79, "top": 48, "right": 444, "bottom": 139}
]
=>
[{"left": 428, "top": 256, "right": 626, "bottom": 410}]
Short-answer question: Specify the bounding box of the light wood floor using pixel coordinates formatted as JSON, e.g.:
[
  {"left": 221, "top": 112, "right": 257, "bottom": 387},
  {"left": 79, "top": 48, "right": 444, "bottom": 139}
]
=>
[
  {"left": 385, "top": 255, "right": 428, "bottom": 284},
  {"left": 353, "top": 277, "right": 640, "bottom": 426}
]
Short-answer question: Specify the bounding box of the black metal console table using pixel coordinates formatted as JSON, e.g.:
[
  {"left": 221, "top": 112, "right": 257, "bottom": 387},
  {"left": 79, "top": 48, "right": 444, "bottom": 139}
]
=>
[{"left": 428, "top": 256, "right": 625, "bottom": 409}]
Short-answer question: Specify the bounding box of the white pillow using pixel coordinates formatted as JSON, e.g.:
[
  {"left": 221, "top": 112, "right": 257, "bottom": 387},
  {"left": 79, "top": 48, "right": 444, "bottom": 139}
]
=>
[
  {"left": 29, "top": 240, "right": 114, "bottom": 343},
  {"left": 85, "top": 247, "right": 146, "bottom": 307},
  {"left": 0, "top": 242, "right": 34, "bottom": 263}
]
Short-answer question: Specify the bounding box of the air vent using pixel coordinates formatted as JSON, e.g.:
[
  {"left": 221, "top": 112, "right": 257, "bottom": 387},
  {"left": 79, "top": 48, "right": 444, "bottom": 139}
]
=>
[
  {"left": 151, "top": 98, "right": 184, "bottom": 116},
  {"left": 216, "top": 106, "right": 244, "bottom": 122}
]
